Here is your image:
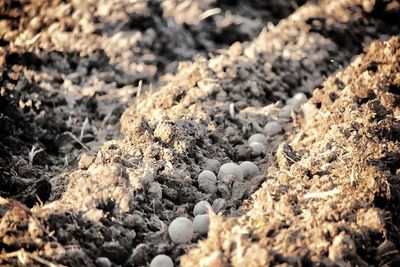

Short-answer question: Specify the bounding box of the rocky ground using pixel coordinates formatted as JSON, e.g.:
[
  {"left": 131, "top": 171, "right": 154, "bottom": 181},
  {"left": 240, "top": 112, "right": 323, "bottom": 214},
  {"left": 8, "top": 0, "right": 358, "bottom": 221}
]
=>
[{"left": 0, "top": 0, "right": 399, "bottom": 266}]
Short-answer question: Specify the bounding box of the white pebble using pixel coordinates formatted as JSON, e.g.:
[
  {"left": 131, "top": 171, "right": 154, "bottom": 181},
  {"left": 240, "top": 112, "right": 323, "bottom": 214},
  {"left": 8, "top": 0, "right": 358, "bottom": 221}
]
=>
[
  {"left": 287, "top": 92, "right": 307, "bottom": 108},
  {"left": 264, "top": 121, "right": 282, "bottom": 136},
  {"left": 218, "top": 163, "right": 243, "bottom": 181},
  {"left": 278, "top": 105, "right": 294, "bottom": 119},
  {"left": 168, "top": 217, "right": 194, "bottom": 244},
  {"left": 212, "top": 198, "right": 226, "bottom": 213},
  {"left": 198, "top": 170, "right": 217, "bottom": 194},
  {"left": 193, "top": 214, "right": 210, "bottom": 235},
  {"left": 95, "top": 257, "right": 112, "bottom": 267},
  {"left": 249, "top": 142, "right": 265, "bottom": 156},
  {"left": 193, "top": 200, "right": 212, "bottom": 216},
  {"left": 239, "top": 161, "right": 260, "bottom": 179},
  {"left": 248, "top": 133, "right": 267, "bottom": 144},
  {"left": 204, "top": 158, "right": 220, "bottom": 173},
  {"left": 150, "top": 254, "right": 174, "bottom": 267},
  {"left": 198, "top": 170, "right": 217, "bottom": 182}
]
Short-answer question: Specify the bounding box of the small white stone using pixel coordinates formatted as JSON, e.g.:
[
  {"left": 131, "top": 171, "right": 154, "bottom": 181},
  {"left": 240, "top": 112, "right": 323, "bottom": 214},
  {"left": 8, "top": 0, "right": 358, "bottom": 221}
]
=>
[
  {"left": 168, "top": 217, "right": 194, "bottom": 244},
  {"left": 249, "top": 142, "right": 265, "bottom": 156},
  {"left": 95, "top": 257, "right": 112, "bottom": 267},
  {"left": 193, "top": 200, "right": 212, "bottom": 216},
  {"left": 198, "top": 170, "right": 217, "bottom": 183},
  {"left": 218, "top": 163, "right": 244, "bottom": 181},
  {"left": 198, "top": 170, "right": 217, "bottom": 194},
  {"left": 264, "top": 121, "right": 282, "bottom": 136},
  {"left": 150, "top": 254, "right": 174, "bottom": 267},
  {"left": 287, "top": 92, "right": 307, "bottom": 108},
  {"left": 239, "top": 161, "right": 260, "bottom": 179},
  {"left": 212, "top": 198, "right": 226, "bottom": 213},
  {"left": 204, "top": 158, "right": 220, "bottom": 173},
  {"left": 279, "top": 105, "right": 294, "bottom": 119},
  {"left": 248, "top": 133, "right": 267, "bottom": 144},
  {"left": 193, "top": 214, "right": 210, "bottom": 235}
]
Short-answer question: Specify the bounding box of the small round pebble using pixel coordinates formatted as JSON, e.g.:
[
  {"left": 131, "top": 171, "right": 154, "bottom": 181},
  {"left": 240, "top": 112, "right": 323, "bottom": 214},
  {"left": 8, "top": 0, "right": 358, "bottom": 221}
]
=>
[
  {"left": 248, "top": 133, "right": 267, "bottom": 144},
  {"left": 249, "top": 142, "right": 265, "bottom": 156},
  {"left": 193, "top": 200, "right": 212, "bottom": 216},
  {"left": 95, "top": 257, "right": 112, "bottom": 267},
  {"left": 150, "top": 254, "right": 174, "bottom": 267},
  {"left": 218, "top": 162, "right": 244, "bottom": 181},
  {"left": 198, "top": 170, "right": 216, "bottom": 181},
  {"left": 239, "top": 161, "right": 260, "bottom": 179},
  {"left": 279, "top": 105, "right": 294, "bottom": 119},
  {"left": 198, "top": 170, "right": 217, "bottom": 194},
  {"left": 264, "top": 121, "right": 283, "bottom": 136},
  {"left": 193, "top": 214, "right": 210, "bottom": 235},
  {"left": 168, "top": 217, "right": 194, "bottom": 244},
  {"left": 287, "top": 92, "right": 307, "bottom": 108},
  {"left": 204, "top": 158, "right": 220, "bottom": 173},
  {"left": 212, "top": 198, "right": 226, "bottom": 213}
]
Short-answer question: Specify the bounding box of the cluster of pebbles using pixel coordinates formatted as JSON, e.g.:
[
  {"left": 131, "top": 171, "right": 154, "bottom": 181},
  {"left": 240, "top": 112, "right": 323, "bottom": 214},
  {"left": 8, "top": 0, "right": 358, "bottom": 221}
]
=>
[
  {"left": 248, "top": 92, "right": 308, "bottom": 156},
  {"left": 149, "top": 91, "right": 309, "bottom": 265},
  {"left": 151, "top": 161, "right": 260, "bottom": 266}
]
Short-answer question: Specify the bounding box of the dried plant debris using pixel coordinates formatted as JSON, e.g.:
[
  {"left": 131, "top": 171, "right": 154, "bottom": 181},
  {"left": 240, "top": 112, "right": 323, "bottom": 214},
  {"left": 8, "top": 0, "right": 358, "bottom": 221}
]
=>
[
  {"left": 182, "top": 37, "right": 400, "bottom": 267},
  {"left": 0, "top": 0, "right": 399, "bottom": 266}
]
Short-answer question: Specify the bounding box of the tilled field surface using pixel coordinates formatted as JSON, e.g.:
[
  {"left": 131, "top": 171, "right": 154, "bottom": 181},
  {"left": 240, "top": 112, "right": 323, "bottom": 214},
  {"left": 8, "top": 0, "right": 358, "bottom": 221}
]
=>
[{"left": 0, "top": 0, "right": 399, "bottom": 266}]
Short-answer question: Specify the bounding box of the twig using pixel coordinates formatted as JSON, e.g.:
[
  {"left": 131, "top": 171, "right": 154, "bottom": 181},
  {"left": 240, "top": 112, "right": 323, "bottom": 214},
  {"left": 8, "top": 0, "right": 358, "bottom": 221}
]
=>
[
  {"left": 137, "top": 80, "right": 143, "bottom": 98},
  {"left": 199, "top": 8, "right": 221, "bottom": 21},
  {"left": 28, "top": 145, "right": 44, "bottom": 168},
  {"left": 62, "top": 132, "right": 90, "bottom": 151},
  {"left": 79, "top": 117, "right": 89, "bottom": 141},
  {"left": 0, "top": 249, "right": 60, "bottom": 267},
  {"left": 303, "top": 188, "right": 341, "bottom": 199}
]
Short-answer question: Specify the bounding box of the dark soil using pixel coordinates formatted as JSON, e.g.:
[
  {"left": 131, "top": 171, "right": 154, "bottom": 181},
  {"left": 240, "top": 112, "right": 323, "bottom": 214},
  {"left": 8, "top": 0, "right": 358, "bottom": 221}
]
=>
[{"left": 0, "top": 0, "right": 399, "bottom": 266}]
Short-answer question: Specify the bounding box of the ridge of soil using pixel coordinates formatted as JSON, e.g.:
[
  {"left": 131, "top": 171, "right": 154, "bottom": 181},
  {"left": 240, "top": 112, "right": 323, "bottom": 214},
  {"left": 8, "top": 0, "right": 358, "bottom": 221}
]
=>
[
  {"left": 0, "top": 0, "right": 300, "bottom": 206},
  {"left": 182, "top": 36, "right": 400, "bottom": 267}
]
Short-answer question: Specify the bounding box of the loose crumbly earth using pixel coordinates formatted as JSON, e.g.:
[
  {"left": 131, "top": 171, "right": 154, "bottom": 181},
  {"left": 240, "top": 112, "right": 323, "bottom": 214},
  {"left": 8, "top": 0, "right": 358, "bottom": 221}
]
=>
[{"left": 0, "top": 0, "right": 399, "bottom": 266}]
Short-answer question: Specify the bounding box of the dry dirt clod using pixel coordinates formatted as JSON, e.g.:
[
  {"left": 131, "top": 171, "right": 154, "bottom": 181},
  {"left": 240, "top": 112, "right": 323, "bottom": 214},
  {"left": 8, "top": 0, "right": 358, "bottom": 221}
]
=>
[{"left": 276, "top": 142, "right": 299, "bottom": 169}]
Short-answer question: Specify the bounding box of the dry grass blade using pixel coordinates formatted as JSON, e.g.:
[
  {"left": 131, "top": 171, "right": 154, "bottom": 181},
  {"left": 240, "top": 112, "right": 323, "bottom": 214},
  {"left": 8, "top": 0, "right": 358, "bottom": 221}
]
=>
[
  {"left": 303, "top": 188, "right": 342, "bottom": 199},
  {"left": 0, "top": 249, "right": 61, "bottom": 267}
]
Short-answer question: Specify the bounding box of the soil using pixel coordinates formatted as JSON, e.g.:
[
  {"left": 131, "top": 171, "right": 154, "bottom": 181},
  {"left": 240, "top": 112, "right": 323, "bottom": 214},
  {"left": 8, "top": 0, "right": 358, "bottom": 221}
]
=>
[{"left": 0, "top": 0, "right": 399, "bottom": 266}]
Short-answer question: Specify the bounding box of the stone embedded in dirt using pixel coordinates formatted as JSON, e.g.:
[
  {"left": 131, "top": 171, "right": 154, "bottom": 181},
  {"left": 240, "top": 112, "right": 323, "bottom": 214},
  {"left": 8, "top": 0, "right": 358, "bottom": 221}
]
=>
[
  {"left": 287, "top": 92, "right": 308, "bottom": 109},
  {"left": 193, "top": 200, "right": 212, "bottom": 216},
  {"left": 150, "top": 254, "right": 174, "bottom": 267},
  {"left": 248, "top": 133, "right": 267, "bottom": 144},
  {"left": 264, "top": 121, "right": 283, "bottom": 136},
  {"left": 95, "top": 257, "right": 112, "bottom": 267},
  {"left": 218, "top": 163, "right": 244, "bottom": 182},
  {"left": 122, "top": 213, "right": 146, "bottom": 230},
  {"left": 168, "top": 217, "right": 194, "bottom": 244},
  {"left": 193, "top": 214, "right": 210, "bottom": 235},
  {"left": 239, "top": 161, "right": 260, "bottom": 180},
  {"left": 278, "top": 105, "right": 294, "bottom": 119},
  {"left": 249, "top": 142, "right": 265, "bottom": 156},
  {"left": 212, "top": 198, "right": 226, "bottom": 213},
  {"left": 198, "top": 170, "right": 217, "bottom": 194},
  {"left": 203, "top": 159, "right": 220, "bottom": 174}
]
